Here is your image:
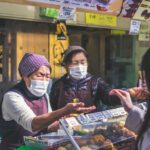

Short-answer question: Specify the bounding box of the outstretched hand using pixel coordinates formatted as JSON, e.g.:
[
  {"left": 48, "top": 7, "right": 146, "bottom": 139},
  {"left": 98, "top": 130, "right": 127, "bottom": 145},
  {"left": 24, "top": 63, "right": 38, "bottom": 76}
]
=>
[
  {"left": 64, "top": 102, "right": 96, "bottom": 114},
  {"left": 109, "top": 89, "right": 133, "bottom": 112}
]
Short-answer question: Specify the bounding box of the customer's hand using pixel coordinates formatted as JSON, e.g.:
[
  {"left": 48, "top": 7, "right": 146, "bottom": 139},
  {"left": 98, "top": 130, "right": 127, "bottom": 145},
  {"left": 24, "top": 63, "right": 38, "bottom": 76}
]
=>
[
  {"left": 64, "top": 102, "right": 96, "bottom": 114},
  {"left": 109, "top": 89, "right": 133, "bottom": 112}
]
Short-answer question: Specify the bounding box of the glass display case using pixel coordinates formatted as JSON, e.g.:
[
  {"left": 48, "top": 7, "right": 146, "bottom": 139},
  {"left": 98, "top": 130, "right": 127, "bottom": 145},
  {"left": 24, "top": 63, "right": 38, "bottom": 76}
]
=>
[{"left": 24, "top": 106, "right": 137, "bottom": 150}]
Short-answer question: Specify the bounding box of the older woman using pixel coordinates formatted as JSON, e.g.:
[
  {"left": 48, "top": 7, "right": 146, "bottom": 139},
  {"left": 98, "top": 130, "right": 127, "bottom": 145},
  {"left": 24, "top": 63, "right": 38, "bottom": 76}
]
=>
[
  {"left": 50, "top": 46, "right": 120, "bottom": 111},
  {"left": 0, "top": 53, "right": 95, "bottom": 150}
]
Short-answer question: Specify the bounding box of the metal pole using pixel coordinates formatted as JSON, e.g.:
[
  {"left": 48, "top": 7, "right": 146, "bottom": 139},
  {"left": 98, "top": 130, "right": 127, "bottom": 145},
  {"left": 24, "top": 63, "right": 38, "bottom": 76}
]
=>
[{"left": 59, "top": 119, "right": 80, "bottom": 150}]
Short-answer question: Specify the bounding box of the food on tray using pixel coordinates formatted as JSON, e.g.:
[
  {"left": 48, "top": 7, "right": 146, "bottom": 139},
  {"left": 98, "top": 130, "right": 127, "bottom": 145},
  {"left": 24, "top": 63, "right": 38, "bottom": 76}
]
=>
[
  {"left": 93, "top": 134, "right": 105, "bottom": 144},
  {"left": 103, "top": 139, "right": 117, "bottom": 150},
  {"left": 81, "top": 146, "right": 92, "bottom": 150},
  {"left": 74, "top": 122, "right": 136, "bottom": 146},
  {"left": 57, "top": 147, "right": 67, "bottom": 150},
  {"left": 73, "top": 125, "right": 93, "bottom": 135},
  {"left": 127, "top": 88, "right": 137, "bottom": 97},
  {"left": 65, "top": 143, "right": 74, "bottom": 150}
]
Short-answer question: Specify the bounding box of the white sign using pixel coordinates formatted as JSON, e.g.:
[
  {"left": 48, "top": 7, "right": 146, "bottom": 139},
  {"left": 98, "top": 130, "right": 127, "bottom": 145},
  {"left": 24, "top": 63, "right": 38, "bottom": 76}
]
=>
[
  {"left": 58, "top": 5, "right": 76, "bottom": 20},
  {"left": 129, "top": 20, "right": 141, "bottom": 34}
]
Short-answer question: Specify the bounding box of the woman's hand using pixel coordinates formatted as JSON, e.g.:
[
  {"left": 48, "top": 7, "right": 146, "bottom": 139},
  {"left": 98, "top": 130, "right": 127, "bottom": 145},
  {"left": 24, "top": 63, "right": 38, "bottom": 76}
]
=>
[
  {"left": 64, "top": 102, "right": 96, "bottom": 114},
  {"left": 109, "top": 89, "right": 133, "bottom": 112},
  {"left": 47, "top": 121, "right": 60, "bottom": 132}
]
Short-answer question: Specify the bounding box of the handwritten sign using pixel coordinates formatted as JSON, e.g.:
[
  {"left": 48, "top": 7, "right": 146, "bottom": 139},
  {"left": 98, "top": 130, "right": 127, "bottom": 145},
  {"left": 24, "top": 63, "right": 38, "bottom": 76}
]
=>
[{"left": 86, "top": 13, "right": 117, "bottom": 27}]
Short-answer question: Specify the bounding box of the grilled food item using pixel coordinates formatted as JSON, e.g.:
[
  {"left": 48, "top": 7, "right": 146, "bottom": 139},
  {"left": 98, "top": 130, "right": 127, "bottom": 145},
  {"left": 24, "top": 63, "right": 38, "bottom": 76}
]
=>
[
  {"left": 127, "top": 88, "right": 137, "bottom": 97},
  {"left": 128, "top": 87, "right": 150, "bottom": 99}
]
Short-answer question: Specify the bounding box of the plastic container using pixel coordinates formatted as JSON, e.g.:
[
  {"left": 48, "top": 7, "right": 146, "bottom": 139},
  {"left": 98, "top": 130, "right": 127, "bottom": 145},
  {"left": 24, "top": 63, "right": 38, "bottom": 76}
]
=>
[{"left": 72, "top": 122, "right": 136, "bottom": 150}]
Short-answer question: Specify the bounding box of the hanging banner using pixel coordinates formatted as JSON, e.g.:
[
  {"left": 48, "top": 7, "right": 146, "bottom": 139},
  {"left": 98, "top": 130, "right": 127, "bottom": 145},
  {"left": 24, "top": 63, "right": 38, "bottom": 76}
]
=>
[
  {"left": 29, "top": 0, "right": 123, "bottom": 15},
  {"left": 133, "top": 0, "right": 150, "bottom": 20},
  {"left": 120, "top": 0, "right": 142, "bottom": 18},
  {"left": 86, "top": 13, "right": 117, "bottom": 27}
]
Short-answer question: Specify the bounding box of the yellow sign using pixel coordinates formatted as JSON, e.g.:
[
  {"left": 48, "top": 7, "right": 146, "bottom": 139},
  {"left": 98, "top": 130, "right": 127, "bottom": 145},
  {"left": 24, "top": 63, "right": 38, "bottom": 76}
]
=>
[
  {"left": 86, "top": 13, "right": 117, "bottom": 27},
  {"left": 111, "top": 29, "right": 126, "bottom": 35}
]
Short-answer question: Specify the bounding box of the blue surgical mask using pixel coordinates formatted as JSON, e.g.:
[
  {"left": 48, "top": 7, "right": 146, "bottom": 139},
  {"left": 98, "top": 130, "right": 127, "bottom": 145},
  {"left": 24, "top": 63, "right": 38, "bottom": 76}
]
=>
[
  {"left": 27, "top": 79, "right": 49, "bottom": 97},
  {"left": 69, "top": 64, "right": 88, "bottom": 80}
]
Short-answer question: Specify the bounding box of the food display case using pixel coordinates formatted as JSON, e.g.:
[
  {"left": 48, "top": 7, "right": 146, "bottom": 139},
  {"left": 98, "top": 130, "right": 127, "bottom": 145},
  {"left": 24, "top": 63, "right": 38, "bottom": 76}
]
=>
[{"left": 24, "top": 106, "right": 137, "bottom": 150}]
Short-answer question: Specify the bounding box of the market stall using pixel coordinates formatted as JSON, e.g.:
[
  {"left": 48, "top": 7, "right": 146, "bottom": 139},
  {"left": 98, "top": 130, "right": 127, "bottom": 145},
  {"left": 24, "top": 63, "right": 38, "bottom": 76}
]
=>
[{"left": 22, "top": 104, "right": 146, "bottom": 150}]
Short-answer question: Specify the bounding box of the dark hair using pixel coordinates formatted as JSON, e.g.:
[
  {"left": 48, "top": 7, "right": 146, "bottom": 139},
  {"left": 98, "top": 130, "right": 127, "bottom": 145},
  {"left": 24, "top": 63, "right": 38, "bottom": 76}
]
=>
[
  {"left": 62, "top": 49, "right": 88, "bottom": 66},
  {"left": 136, "top": 48, "right": 150, "bottom": 148}
]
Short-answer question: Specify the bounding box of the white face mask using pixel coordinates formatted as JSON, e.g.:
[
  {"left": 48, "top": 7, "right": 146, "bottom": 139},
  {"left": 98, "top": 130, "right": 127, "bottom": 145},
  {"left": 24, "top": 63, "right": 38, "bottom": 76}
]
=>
[
  {"left": 69, "top": 64, "right": 88, "bottom": 80},
  {"left": 27, "top": 79, "right": 49, "bottom": 97}
]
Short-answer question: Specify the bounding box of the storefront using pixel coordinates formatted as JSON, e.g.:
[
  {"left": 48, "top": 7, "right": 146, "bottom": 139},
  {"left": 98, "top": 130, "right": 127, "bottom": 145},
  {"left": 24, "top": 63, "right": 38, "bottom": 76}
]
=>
[
  {"left": 0, "top": 1, "right": 149, "bottom": 87},
  {"left": 0, "top": 1, "right": 150, "bottom": 150}
]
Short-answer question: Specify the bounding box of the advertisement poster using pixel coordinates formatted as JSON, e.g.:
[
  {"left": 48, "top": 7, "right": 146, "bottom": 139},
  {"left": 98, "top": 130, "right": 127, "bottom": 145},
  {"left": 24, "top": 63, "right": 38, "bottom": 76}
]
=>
[
  {"left": 29, "top": 0, "right": 123, "bottom": 15},
  {"left": 133, "top": 0, "right": 150, "bottom": 20},
  {"left": 120, "top": 0, "right": 142, "bottom": 18},
  {"left": 139, "top": 21, "right": 150, "bottom": 41}
]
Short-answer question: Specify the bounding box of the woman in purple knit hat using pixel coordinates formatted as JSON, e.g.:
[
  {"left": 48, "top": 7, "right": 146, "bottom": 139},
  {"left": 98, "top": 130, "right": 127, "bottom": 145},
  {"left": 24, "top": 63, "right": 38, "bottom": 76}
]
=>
[{"left": 0, "top": 53, "right": 95, "bottom": 150}]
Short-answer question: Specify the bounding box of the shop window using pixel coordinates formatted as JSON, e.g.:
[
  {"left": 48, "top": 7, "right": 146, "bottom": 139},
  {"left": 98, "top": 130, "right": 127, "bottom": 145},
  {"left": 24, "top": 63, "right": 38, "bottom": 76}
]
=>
[{"left": 105, "top": 35, "right": 136, "bottom": 88}]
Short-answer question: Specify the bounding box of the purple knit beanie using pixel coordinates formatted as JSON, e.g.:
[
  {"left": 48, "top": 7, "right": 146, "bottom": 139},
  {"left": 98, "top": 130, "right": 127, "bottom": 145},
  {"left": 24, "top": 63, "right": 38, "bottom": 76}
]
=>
[{"left": 19, "top": 53, "right": 51, "bottom": 77}]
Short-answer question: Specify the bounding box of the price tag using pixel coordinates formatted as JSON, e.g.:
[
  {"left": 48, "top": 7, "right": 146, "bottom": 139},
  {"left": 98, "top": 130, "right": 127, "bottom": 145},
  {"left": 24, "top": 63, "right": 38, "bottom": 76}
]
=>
[{"left": 65, "top": 117, "right": 80, "bottom": 127}]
